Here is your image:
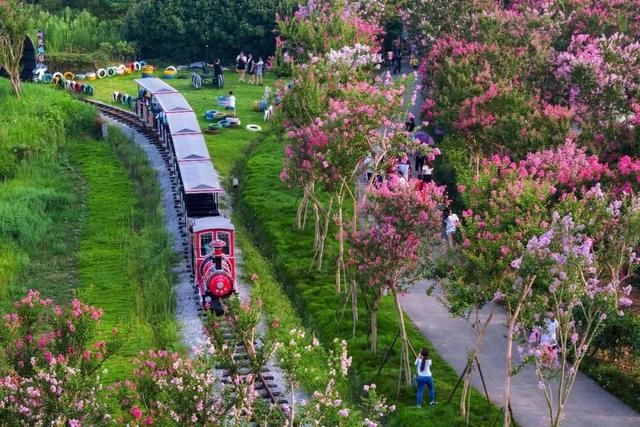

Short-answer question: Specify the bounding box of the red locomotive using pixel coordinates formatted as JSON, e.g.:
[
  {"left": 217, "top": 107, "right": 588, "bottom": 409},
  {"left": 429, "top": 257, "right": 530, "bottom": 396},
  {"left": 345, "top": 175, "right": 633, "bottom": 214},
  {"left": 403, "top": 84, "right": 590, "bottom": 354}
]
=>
[{"left": 135, "top": 78, "right": 236, "bottom": 312}]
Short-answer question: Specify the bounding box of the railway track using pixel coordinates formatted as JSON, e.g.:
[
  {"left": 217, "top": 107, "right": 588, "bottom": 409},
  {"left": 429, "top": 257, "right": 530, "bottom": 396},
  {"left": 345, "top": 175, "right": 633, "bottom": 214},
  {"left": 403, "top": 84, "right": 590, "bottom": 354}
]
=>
[{"left": 81, "top": 97, "right": 290, "bottom": 416}]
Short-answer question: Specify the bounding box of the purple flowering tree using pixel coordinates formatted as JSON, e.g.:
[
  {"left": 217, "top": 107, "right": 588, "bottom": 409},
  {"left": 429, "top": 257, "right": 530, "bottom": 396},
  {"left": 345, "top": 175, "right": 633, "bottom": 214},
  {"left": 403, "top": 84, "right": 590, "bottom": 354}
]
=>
[{"left": 509, "top": 204, "right": 640, "bottom": 427}]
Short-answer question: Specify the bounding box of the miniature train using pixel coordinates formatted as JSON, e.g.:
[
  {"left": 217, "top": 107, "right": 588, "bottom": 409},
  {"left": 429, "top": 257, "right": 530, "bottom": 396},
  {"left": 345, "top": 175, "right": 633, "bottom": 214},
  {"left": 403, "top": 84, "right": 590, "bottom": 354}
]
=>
[{"left": 134, "top": 78, "right": 235, "bottom": 312}]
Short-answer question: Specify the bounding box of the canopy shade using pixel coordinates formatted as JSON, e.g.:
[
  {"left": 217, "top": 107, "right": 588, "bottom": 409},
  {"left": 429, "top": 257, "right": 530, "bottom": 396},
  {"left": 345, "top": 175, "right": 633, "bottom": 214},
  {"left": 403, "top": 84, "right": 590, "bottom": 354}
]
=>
[
  {"left": 414, "top": 131, "right": 435, "bottom": 145},
  {"left": 155, "top": 92, "right": 193, "bottom": 113},
  {"left": 173, "top": 134, "right": 211, "bottom": 161},
  {"left": 166, "top": 112, "right": 201, "bottom": 135},
  {"left": 134, "top": 77, "right": 178, "bottom": 95},
  {"left": 192, "top": 216, "right": 235, "bottom": 233},
  {"left": 178, "top": 160, "right": 222, "bottom": 193}
]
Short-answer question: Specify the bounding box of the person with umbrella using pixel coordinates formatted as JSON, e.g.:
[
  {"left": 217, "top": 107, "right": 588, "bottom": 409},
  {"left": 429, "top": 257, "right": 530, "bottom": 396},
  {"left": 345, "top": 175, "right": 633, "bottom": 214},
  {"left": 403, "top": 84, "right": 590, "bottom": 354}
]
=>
[{"left": 413, "top": 131, "right": 434, "bottom": 173}]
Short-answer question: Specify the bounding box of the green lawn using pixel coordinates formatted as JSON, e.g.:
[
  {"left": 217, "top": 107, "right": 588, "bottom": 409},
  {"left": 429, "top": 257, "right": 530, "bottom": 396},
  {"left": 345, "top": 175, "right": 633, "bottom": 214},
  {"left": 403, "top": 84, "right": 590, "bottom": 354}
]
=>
[{"left": 70, "top": 139, "right": 154, "bottom": 380}]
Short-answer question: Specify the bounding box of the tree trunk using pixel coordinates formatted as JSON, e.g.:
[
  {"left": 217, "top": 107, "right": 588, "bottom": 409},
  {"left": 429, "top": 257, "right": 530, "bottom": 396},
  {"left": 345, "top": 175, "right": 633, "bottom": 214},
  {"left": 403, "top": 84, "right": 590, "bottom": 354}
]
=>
[
  {"left": 10, "top": 73, "right": 21, "bottom": 98},
  {"left": 370, "top": 306, "right": 378, "bottom": 353},
  {"left": 461, "top": 304, "right": 496, "bottom": 419},
  {"left": 335, "top": 191, "right": 345, "bottom": 293},
  {"left": 503, "top": 315, "right": 516, "bottom": 427},
  {"left": 392, "top": 288, "right": 412, "bottom": 385},
  {"left": 369, "top": 291, "right": 382, "bottom": 353},
  {"left": 503, "top": 277, "right": 535, "bottom": 427},
  {"left": 352, "top": 278, "right": 358, "bottom": 338}
]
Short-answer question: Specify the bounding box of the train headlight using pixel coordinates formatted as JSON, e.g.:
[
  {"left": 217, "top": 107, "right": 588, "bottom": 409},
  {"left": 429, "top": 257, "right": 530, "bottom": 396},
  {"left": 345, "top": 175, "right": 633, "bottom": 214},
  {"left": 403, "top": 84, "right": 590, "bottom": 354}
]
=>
[{"left": 204, "top": 295, "right": 213, "bottom": 304}]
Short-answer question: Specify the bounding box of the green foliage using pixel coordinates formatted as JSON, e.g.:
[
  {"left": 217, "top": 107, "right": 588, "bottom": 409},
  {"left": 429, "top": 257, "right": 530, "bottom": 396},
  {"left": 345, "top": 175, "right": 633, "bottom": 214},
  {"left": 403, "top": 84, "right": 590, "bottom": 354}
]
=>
[
  {"left": 32, "top": 8, "right": 121, "bottom": 54},
  {"left": 122, "top": 0, "right": 297, "bottom": 63},
  {"left": 0, "top": 82, "right": 97, "bottom": 179},
  {"left": 32, "top": 0, "right": 137, "bottom": 21},
  {"left": 0, "top": 80, "right": 97, "bottom": 309}
]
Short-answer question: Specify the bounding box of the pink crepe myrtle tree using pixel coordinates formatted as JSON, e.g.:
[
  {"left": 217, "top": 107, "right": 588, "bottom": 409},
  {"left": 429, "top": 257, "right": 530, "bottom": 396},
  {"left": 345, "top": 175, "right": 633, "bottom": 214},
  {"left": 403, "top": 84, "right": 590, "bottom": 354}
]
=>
[
  {"left": 510, "top": 203, "right": 640, "bottom": 427},
  {"left": 348, "top": 177, "right": 448, "bottom": 377}
]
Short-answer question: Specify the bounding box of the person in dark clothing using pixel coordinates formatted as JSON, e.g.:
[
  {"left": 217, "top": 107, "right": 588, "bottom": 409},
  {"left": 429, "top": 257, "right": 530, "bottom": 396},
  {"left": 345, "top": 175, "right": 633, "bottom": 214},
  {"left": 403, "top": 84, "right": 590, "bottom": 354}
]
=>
[
  {"left": 213, "top": 59, "right": 224, "bottom": 88},
  {"left": 405, "top": 116, "right": 416, "bottom": 132},
  {"left": 246, "top": 54, "right": 255, "bottom": 84},
  {"left": 392, "top": 45, "right": 402, "bottom": 74}
]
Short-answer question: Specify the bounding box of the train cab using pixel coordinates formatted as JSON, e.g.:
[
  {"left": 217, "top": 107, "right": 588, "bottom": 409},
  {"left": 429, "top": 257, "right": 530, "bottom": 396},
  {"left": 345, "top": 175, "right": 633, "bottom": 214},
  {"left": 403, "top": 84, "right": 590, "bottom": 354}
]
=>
[{"left": 190, "top": 217, "right": 236, "bottom": 311}]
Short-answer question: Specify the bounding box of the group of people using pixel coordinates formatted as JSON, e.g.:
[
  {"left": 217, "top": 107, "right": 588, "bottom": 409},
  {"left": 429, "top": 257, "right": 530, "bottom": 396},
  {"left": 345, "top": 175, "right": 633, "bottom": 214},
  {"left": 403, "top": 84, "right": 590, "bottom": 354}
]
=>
[{"left": 236, "top": 51, "right": 264, "bottom": 85}]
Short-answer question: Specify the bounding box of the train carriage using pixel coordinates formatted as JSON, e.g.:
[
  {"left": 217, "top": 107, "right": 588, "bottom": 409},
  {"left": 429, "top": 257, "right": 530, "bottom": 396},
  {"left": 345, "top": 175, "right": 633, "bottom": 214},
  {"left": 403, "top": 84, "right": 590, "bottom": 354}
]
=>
[{"left": 134, "top": 77, "right": 236, "bottom": 311}]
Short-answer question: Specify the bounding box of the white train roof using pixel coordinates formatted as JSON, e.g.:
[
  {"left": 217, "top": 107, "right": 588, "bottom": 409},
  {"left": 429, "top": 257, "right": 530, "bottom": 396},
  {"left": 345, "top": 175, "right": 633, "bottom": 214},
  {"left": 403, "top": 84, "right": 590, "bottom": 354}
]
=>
[
  {"left": 154, "top": 92, "right": 193, "bottom": 113},
  {"left": 134, "top": 77, "right": 178, "bottom": 95},
  {"left": 166, "top": 112, "right": 201, "bottom": 135},
  {"left": 192, "top": 216, "right": 235, "bottom": 232},
  {"left": 178, "top": 160, "right": 222, "bottom": 193},
  {"left": 173, "top": 134, "right": 211, "bottom": 161}
]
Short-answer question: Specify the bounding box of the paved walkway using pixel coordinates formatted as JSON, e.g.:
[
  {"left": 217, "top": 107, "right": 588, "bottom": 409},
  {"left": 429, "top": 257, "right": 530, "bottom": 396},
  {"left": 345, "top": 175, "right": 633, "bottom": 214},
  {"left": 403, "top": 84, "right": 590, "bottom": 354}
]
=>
[{"left": 400, "top": 281, "right": 640, "bottom": 426}]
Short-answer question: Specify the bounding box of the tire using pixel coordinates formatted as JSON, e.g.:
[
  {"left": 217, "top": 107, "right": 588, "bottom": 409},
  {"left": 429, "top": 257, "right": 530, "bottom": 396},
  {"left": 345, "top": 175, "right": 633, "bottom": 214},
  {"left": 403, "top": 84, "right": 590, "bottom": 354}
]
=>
[
  {"left": 86, "top": 72, "right": 96, "bottom": 81},
  {"left": 76, "top": 73, "right": 86, "bottom": 81},
  {"left": 63, "top": 71, "right": 74, "bottom": 81},
  {"left": 246, "top": 124, "right": 262, "bottom": 132},
  {"left": 107, "top": 67, "right": 117, "bottom": 77},
  {"left": 113, "top": 91, "right": 119, "bottom": 102},
  {"left": 43, "top": 73, "right": 52, "bottom": 83},
  {"left": 219, "top": 119, "right": 231, "bottom": 128},
  {"left": 97, "top": 68, "right": 107, "bottom": 79}
]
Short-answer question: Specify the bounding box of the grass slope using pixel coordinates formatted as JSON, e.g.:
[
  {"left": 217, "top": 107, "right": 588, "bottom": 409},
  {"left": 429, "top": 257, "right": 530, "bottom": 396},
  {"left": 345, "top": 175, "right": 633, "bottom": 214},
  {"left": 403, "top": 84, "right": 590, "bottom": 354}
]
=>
[
  {"left": 0, "top": 81, "right": 96, "bottom": 309},
  {"left": 70, "top": 139, "right": 154, "bottom": 380}
]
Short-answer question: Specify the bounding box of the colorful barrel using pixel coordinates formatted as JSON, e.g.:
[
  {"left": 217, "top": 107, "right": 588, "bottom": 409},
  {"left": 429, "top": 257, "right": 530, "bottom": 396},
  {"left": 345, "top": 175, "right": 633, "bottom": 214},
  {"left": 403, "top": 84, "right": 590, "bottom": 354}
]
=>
[{"left": 141, "top": 65, "right": 154, "bottom": 77}]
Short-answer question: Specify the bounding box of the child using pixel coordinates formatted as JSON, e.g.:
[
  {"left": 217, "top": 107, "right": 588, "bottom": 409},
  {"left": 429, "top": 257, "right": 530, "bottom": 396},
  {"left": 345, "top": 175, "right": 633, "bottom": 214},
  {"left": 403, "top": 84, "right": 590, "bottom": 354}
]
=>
[
  {"left": 227, "top": 91, "right": 236, "bottom": 117},
  {"left": 256, "top": 57, "right": 264, "bottom": 85}
]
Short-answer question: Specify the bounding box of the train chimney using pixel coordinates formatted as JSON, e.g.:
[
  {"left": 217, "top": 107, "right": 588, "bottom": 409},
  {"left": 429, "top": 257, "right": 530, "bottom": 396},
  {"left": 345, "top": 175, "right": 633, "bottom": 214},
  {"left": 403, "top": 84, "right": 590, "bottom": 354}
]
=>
[{"left": 212, "top": 240, "right": 225, "bottom": 270}]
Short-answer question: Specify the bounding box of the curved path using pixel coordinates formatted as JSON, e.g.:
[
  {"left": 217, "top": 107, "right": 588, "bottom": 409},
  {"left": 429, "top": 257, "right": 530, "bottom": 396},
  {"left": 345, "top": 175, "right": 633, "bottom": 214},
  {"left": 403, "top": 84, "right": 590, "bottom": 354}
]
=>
[{"left": 397, "top": 62, "right": 640, "bottom": 426}]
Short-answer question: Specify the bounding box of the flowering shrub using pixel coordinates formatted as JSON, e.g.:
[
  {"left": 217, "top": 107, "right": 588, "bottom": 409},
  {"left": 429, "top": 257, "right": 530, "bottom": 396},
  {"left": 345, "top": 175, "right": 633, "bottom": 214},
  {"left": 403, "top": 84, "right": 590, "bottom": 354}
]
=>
[
  {"left": 0, "top": 290, "right": 122, "bottom": 425},
  {"left": 274, "top": 0, "right": 383, "bottom": 74},
  {"left": 276, "top": 330, "right": 395, "bottom": 427},
  {"left": 554, "top": 32, "right": 640, "bottom": 144}
]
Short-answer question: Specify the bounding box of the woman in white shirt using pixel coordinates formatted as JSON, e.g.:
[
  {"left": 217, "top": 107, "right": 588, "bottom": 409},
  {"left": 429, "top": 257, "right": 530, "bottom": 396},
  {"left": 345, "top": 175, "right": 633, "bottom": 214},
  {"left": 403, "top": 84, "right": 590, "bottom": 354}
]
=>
[
  {"left": 415, "top": 348, "right": 435, "bottom": 407},
  {"left": 446, "top": 212, "right": 460, "bottom": 249}
]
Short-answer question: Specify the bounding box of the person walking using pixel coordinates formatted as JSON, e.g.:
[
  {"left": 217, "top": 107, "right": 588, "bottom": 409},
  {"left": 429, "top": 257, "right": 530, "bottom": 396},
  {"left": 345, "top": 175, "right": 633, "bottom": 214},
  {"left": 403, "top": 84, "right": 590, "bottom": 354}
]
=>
[
  {"left": 236, "top": 51, "right": 246, "bottom": 82},
  {"left": 256, "top": 57, "right": 264, "bottom": 85},
  {"left": 445, "top": 209, "right": 460, "bottom": 249},
  {"left": 392, "top": 43, "right": 402, "bottom": 74},
  {"left": 213, "top": 59, "right": 224, "bottom": 88},
  {"left": 247, "top": 54, "right": 255, "bottom": 84},
  {"left": 415, "top": 348, "right": 435, "bottom": 407}
]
